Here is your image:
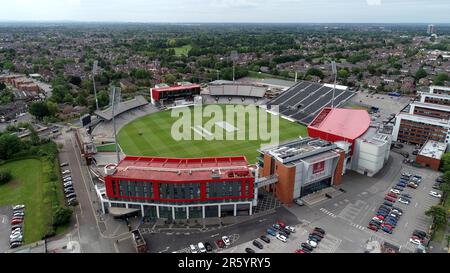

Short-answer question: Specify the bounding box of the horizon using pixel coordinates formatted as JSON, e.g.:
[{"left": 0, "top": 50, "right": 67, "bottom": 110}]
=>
[{"left": 0, "top": 0, "right": 449, "bottom": 24}]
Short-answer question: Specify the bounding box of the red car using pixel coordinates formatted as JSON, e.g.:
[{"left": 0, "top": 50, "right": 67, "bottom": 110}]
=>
[
  {"left": 367, "top": 225, "right": 378, "bottom": 232},
  {"left": 295, "top": 249, "right": 305, "bottom": 253},
  {"left": 384, "top": 196, "right": 396, "bottom": 202},
  {"left": 216, "top": 239, "right": 225, "bottom": 248},
  {"left": 277, "top": 220, "right": 286, "bottom": 229},
  {"left": 376, "top": 215, "right": 385, "bottom": 220},
  {"left": 11, "top": 219, "right": 23, "bottom": 225},
  {"left": 387, "top": 193, "right": 398, "bottom": 198},
  {"left": 382, "top": 224, "right": 393, "bottom": 230}
]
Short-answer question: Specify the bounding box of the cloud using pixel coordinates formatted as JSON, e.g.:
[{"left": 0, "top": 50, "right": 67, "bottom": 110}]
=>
[
  {"left": 366, "top": 0, "right": 382, "bottom": 6},
  {"left": 211, "top": 0, "right": 259, "bottom": 9}
]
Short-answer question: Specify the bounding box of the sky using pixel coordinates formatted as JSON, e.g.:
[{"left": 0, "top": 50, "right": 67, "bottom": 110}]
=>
[{"left": 0, "top": 0, "right": 449, "bottom": 23}]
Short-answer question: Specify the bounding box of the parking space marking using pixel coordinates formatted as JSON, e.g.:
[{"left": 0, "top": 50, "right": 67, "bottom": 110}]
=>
[{"left": 1, "top": 216, "right": 5, "bottom": 224}]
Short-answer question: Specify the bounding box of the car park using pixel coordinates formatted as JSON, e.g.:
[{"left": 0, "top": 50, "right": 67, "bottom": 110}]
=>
[
  {"left": 253, "top": 240, "right": 263, "bottom": 249},
  {"left": 429, "top": 191, "right": 442, "bottom": 198},
  {"left": 276, "top": 233, "right": 287, "bottom": 243},
  {"left": 245, "top": 248, "right": 255, "bottom": 253},
  {"left": 260, "top": 235, "right": 270, "bottom": 243}
]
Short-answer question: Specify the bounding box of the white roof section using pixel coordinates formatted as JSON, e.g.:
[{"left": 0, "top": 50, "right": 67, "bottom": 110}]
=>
[
  {"left": 410, "top": 102, "right": 450, "bottom": 113},
  {"left": 419, "top": 92, "right": 450, "bottom": 100},
  {"left": 397, "top": 113, "right": 450, "bottom": 128},
  {"left": 430, "top": 85, "right": 450, "bottom": 94},
  {"left": 323, "top": 83, "right": 348, "bottom": 91},
  {"left": 419, "top": 140, "right": 447, "bottom": 160}
]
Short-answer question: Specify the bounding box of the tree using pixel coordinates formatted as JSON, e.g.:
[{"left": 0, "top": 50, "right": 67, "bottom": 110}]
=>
[
  {"left": 433, "top": 73, "right": 449, "bottom": 85},
  {"left": 29, "top": 101, "right": 51, "bottom": 120},
  {"left": 0, "top": 134, "right": 22, "bottom": 160},
  {"left": 425, "top": 206, "right": 448, "bottom": 227},
  {"left": 164, "top": 73, "right": 177, "bottom": 84},
  {"left": 442, "top": 153, "right": 450, "bottom": 172},
  {"left": 415, "top": 68, "right": 427, "bottom": 80},
  {"left": 338, "top": 69, "right": 349, "bottom": 79},
  {"left": 0, "top": 170, "right": 12, "bottom": 185},
  {"left": 53, "top": 207, "right": 73, "bottom": 227},
  {"left": 0, "top": 82, "right": 6, "bottom": 90},
  {"left": 306, "top": 68, "right": 324, "bottom": 79},
  {"left": 444, "top": 171, "right": 450, "bottom": 185},
  {"left": 97, "top": 90, "right": 110, "bottom": 108},
  {"left": 69, "top": 76, "right": 82, "bottom": 86}
]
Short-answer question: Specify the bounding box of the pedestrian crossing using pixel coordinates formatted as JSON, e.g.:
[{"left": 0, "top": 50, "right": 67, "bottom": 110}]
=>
[
  {"left": 349, "top": 222, "right": 366, "bottom": 231},
  {"left": 319, "top": 208, "right": 337, "bottom": 218}
]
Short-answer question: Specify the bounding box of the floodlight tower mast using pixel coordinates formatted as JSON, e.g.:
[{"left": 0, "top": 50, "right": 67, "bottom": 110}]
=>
[
  {"left": 331, "top": 61, "right": 337, "bottom": 108},
  {"left": 92, "top": 60, "right": 99, "bottom": 111},
  {"left": 231, "top": 51, "right": 238, "bottom": 82},
  {"left": 111, "top": 86, "right": 122, "bottom": 164}
]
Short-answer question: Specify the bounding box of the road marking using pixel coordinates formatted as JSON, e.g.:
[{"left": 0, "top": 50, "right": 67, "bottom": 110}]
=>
[
  {"left": 415, "top": 202, "right": 418, "bottom": 208},
  {"left": 1, "top": 216, "right": 5, "bottom": 224},
  {"left": 404, "top": 222, "right": 409, "bottom": 228},
  {"left": 211, "top": 233, "right": 219, "bottom": 238}
]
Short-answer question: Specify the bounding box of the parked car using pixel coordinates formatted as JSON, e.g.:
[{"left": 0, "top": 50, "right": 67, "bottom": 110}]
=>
[
  {"left": 398, "top": 198, "right": 410, "bottom": 205},
  {"left": 409, "top": 238, "right": 422, "bottom": 245},
  {"left": 189, "top": 244, "right": 198, "bottom": 253},
  {"left": 367, "top": 224, "right": 378, "bottom": 231},
  {"left": 382, "top": 226, "right": 393, "bottom": 234},
  {"left": 204, "top": 242, "right": 213, "bottom": 252},
  {"left": 285, "top": 226, "right": 296, "bottom": 233},
  {"left": 253, "top": 240, "right": 263, "bottom": 249},
  {"left": 387, "top": 193, "right": 398, "bottom": 198},
  {"left": 277, "top": 220, "right": 286, "bottom": 229},
  {"left": 260, "top": 235, "right": 270, "bottom": 243},
  {"left": 306, "top": 239, "right": 318, "bottom": 248},
  {"left": 245, "top": 248, "right": 255, "bottom": 253},
  {"left": 11, "top": 219, "right": 23, "bottom": 225},
  {"left": 9, "top": 242, "right": 22, "bottom": 249},
  {"left": 383, "top": 202, "right": 394, "bottom": 207},
  {"left": 407, "top": 183, "right": 418, "bottom": 189},
  {"left": 197, "top": 242, "right": 207, "bottom": 253},
  {"left": 294, "top": 199, "right": 304, "bottom": 206},
  {"left": 401, "top": 193, "right": 412, "bottom": 199},
  {"left": 216, "top": 239, "right": 225, "bottom": 248},
  {"left": 314, "top": 227, "right": 326, "bottom": 235},
  {"left": 390, "top": 189, "right": 401, "bottom": 194},
  {"left": 65, "top": 193, "right": 77, "bottom": 199},
  {"left": 429, "top": 191, "right": 442, "bottom": 198},
  {"left": 295, "top": 249, "right": 305, "bottom": 253},
  {"left": 276, "top": 234, "right": 287, "bottom": 243},
  {"left": 413, "top": 230, "right": 427, "bottom": 238},
  {"left": 308, "top": 234, "right": 321, "bottom": 242},
  {"left": 13, "top": 205, "right": 25, "bottom": 210},
  {"left": 311, "top": 231, "right": 324, "bottom": 238},
  {"left": 384, "top": 196, "right": 396, "bottom": 203},
  {"left": 301, "top": 242, "right": 314, "bottom": 251},
  {"left": 222, "top": 236, "right": 231, "bottom": 246},
  {"left": 436, "top": 177, "right": 444, "bottom": 183},
  {"left": 267, "top": 228, "right": 277, "bottom": 236},
  {"left": 61, "top": 170, "right": 71, "bottom": 175},
  {"left": 60, "top": 162, "right": 69, "bottom": 167}
]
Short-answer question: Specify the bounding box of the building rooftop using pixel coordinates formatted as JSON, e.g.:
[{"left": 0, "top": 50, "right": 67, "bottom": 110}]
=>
[
  {"left": 152, "top": 83, "right": 201, "bottom": 93},
  {"left": 309, "top": 107, "right": 371, "bottom": 141},
  {"left": 419, "top": 140, "right": 447, "bottom": 160},
  {"left": 411, "top": 102, "right": 450, "bottom": 113},
  {"left": 397, "top": 113, "right": 450, "bottom": 127},
  {"left": 109, "top": 156, "right": 253, "bottom": 181},
  {"left": 260, "top": 137, "right": 337, "bottom": 165},
  {"left": 94, "top": 95, "right": 148, "bottom": 121},
  {"left": 358, "top": 126, "right": 391, "bottom": 146}
]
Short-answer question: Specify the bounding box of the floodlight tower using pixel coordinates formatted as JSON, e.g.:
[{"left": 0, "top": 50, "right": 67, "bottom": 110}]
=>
[
  {"left": 331, "top": 61, "right": 337, "bottom": 108},
  {"left": 231, "top": 51, "right": 238, "bottom": 82},
  {"left": 92, "top": 60, "right": 99, "bottom": 111},
  {"left": 111, "top": 86, "right": 122, "bottom": 164}
]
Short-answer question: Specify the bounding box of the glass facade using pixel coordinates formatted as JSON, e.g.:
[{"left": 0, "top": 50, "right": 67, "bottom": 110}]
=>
[
  {"left": 159, "top": 183, "right": 201, "bottom": 200},
  {"left": 206, "top": 181, "right": 242, "bottom": 199}
]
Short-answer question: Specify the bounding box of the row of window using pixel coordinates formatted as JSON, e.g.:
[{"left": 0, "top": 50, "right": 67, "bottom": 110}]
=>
[{"left": 110, "top": 179, "right": 252, "bottom": 201}]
